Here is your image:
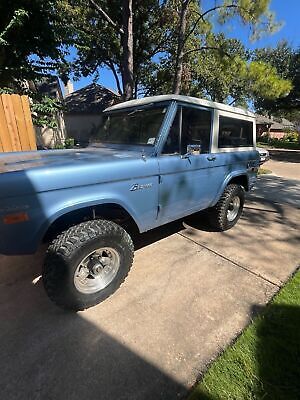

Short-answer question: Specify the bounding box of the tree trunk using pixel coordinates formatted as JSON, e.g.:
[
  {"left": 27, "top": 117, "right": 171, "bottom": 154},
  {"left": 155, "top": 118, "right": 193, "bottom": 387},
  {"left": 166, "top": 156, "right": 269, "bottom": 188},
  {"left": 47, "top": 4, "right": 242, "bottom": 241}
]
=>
[
  {"left": 173, "top": 0, "right": 189, "bottom": 95},
  {"left": 121, "top": 0, "right": 134, "bottom": 101}
]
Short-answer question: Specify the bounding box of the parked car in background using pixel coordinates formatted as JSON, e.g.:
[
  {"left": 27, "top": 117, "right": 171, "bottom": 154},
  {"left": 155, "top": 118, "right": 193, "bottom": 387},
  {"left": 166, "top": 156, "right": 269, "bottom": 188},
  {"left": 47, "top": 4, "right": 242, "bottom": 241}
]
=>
[
  {"left": 0, "top": 95, "right": 260, "bottom": 311},
  {"left": 257, "top": 147, "right": 270, "bottom": 164}
]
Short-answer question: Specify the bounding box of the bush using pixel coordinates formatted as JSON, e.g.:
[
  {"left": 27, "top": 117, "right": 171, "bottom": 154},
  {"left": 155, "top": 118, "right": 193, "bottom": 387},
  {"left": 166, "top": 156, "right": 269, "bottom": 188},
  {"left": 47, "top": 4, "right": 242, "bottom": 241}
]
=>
[
  {"left": 53, "top": 138, "right": 75, "bottom": 150},
  {"left": 257, "top": 130, "right": 300, "bottom": 149},
  {"left": 283, "top": 131, "right": 299, "bottom": 143}
]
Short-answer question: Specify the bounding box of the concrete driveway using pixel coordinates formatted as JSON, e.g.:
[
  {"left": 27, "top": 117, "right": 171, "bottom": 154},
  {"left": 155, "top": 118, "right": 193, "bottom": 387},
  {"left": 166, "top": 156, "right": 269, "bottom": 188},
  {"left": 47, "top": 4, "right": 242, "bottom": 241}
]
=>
[{"left": 0, "top": 156, "right": 299, "bottom": 400}]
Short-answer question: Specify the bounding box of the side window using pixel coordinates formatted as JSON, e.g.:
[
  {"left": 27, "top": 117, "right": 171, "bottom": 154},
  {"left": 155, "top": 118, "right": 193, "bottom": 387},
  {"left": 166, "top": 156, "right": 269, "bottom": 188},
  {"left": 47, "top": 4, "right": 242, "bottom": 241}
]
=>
[
  {"left": 218, "top": 116, "right": 253, "bottom": 148},
  {"left": 161, "top": 109, "right": 180, "bottom": 154},
  {"left": 181, "top": 107, "right": 212, "bottom": 154}
]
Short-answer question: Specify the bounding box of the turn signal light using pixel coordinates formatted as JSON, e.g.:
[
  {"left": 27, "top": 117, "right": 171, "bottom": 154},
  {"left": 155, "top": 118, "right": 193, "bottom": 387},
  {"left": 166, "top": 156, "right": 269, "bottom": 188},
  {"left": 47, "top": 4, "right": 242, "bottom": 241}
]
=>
[{"left": 3, "top": 212, "right": 29, "bottom": 224}]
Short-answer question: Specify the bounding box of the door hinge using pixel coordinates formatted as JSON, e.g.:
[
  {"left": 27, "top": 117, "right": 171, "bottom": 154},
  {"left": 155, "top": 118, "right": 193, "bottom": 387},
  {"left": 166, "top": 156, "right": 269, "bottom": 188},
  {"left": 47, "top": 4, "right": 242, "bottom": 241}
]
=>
[{"left": 158, "top": 175, "right": 162, "bottom": 184}]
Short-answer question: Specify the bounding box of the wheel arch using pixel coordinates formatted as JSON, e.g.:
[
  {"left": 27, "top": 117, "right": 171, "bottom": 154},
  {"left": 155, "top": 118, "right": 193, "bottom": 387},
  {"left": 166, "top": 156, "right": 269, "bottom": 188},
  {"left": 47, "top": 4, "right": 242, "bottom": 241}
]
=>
[
  {"left": 212, "top": 172, "right": 249, "bottom": 207},
  {"left": 41, "top": 201, "right": 141, "bottom": 243},
  {"left": 227, "top": 174, "right": 249, "bottom": 191}
]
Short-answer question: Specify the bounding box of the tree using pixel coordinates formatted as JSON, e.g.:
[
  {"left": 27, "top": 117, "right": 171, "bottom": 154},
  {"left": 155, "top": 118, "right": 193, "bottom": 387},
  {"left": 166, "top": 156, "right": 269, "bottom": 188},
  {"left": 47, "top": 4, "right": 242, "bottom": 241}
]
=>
[
  {"left": 141, "top": 9, "right": 291, "bottom": 107},
  {"left": 0, "top": 1, "right": 72, "bottom": 128},
  {"left": 86, "top": 0, "right": 134, "bottom": 100},
  {"left": 170, "top": 0, "right": 280, "bottom": 94},
  {"left": 63, "top": 0, "right": 164, "bottom": 100},
  {"left": 0, "top": 0, "right": 71, "bottom": 87},
  {"left": 254, "top": 42, "right": 300, "bottom": 119}
]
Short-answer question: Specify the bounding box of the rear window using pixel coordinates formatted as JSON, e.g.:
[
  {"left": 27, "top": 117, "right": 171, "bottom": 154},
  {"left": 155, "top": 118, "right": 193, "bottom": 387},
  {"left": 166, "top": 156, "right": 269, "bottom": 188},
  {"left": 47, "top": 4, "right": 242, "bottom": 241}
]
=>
[{"left": 218, "top": 116, "right": 253, "bottom": 148}]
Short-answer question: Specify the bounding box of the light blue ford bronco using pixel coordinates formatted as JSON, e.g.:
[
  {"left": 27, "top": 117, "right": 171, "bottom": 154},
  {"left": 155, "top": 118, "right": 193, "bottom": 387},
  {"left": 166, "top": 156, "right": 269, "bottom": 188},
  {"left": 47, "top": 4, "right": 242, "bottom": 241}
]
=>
[{"left": 0, "top": 95, "right": 259, "bottom": 310}]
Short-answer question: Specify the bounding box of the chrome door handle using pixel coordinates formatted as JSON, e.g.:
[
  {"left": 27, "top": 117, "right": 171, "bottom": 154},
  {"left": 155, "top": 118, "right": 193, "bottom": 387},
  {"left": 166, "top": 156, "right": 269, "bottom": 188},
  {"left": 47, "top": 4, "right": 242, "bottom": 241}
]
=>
[{"left": 207, "top": 156, "right": 216, "bottom": 161}]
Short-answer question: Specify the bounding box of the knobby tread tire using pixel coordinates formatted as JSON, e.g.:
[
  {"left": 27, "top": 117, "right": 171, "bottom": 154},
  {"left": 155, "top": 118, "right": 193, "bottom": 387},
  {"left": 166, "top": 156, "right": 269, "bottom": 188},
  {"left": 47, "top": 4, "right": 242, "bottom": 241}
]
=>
[
  {"left": 43, "top": 219, "right": 134, "bottom": 311},
  {"left": 208, "top": 184, "right": 245, "bottom": 231}
]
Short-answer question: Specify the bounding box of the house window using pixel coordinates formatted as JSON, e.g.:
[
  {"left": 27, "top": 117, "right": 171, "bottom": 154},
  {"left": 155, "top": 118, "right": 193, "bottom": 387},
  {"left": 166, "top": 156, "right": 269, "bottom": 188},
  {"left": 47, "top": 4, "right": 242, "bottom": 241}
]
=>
[{"left": 218, "top": 116, "right": 253, "bottom": 148}]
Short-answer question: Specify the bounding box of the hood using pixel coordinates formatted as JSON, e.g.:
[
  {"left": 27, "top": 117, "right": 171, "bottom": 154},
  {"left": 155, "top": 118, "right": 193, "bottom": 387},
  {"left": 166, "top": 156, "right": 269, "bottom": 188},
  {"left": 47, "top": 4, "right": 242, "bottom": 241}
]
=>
[
  {"left": 0, "top": 145, "right": 148, "bottom": 174},
  {"left": 0, "top": 145, "right": 157, "bottom": 199}
]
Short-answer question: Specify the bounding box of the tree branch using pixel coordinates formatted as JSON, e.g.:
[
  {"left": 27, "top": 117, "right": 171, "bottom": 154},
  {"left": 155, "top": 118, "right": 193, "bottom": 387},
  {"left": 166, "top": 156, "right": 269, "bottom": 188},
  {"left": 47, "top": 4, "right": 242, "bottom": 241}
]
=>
[
  {"left": 184, "top": 4, "right": 238, "bottom": 44},
  {"left": 183, "top": 46, "right": 231, "bottom": 58},
  {"left": 105, "top": 61, "right": 123, "bottom": 95},
  {"left": 88, "top": 0, "right": 124, "bottom": 35}
]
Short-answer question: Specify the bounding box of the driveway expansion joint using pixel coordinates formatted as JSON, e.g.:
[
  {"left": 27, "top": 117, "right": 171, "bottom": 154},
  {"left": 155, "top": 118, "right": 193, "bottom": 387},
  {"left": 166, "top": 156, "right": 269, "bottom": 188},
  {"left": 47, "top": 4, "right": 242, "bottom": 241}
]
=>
[{"left": 177, "top": 232, "right": 281, "bottom": 288}]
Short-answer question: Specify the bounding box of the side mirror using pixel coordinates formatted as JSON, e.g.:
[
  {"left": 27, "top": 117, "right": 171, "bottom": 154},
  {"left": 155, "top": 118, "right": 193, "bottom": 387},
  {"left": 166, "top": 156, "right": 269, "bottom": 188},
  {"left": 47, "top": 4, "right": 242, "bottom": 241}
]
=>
[{"left": 181, "top": 144, "right": 202, "bottom": 159}]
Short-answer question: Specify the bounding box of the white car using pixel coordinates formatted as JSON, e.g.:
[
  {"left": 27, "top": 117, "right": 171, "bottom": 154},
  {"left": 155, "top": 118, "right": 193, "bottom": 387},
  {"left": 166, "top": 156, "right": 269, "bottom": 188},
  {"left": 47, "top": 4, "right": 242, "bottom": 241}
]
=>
[{"left": 257, "top": 147, "right": 270, "bottom": 164}]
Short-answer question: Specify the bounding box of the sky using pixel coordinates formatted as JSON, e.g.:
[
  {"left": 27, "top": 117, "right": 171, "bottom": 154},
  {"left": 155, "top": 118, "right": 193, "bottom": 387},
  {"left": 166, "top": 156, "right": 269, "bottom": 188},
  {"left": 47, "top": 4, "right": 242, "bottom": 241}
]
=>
[{"left": 72, "top": 0, "right": 300, "bottom": 93}]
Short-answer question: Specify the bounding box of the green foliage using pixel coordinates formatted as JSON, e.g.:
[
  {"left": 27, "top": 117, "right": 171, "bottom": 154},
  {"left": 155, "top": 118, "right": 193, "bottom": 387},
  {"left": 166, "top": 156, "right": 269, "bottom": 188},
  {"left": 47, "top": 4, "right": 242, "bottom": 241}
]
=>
[
  {"left": 245, "top": 61, "right": 292, "bottom": 99},
  {"left": 0, "top": 0, "right": 71, "bottom": 87},
  {"left": 54, "top": 137, "right": 75, "bottom": 149},
  {"left": 0, "top": 0, "right": 296, "bottom": 125},
  {"left": 140, "top": 0, "right": 291, "bottom": 106},
  {"left": 64, "top": 137, "right": 75, "bottom": 148},
  {"left": 257, "top": 134, "right": 300, "bottom": 149},
  {"left": 0, "top": 85, "right": 63, "bottom": 128},
  {"left": 283, "top": 131, "right": 299, "bottom": 143},
  {"left": 189, "top": 269, "right": 300, "bottom": 400},
  {"left": 254, "top": 43, "right": 300, "bottom": 118},
  {"left": 30, "top": 94, "right": 63, "bottom": 128}
]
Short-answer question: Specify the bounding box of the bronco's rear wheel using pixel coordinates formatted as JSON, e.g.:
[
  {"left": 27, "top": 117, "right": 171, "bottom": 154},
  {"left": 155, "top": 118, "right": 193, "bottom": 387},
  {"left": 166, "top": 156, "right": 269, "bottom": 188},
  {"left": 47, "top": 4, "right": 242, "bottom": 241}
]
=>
[
  {"left": 208, "top": 184, "right": 245, "bottom": 231},
  {"left": 43, "top": 219, "right": 134, "bottom": 311}
]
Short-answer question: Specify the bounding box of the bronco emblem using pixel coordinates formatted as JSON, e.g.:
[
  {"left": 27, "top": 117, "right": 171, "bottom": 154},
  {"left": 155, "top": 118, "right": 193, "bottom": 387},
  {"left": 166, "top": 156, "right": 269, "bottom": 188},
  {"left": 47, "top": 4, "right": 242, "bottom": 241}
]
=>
[{"left": 130, "top": 183, "right": 153, "bottom": 191}]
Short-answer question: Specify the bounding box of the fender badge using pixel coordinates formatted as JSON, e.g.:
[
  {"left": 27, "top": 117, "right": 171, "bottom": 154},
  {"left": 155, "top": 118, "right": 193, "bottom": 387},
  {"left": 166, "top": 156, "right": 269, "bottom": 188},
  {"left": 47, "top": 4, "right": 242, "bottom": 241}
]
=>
[{"left": 130, "top": 183, "right": 153, "bottom": 191}]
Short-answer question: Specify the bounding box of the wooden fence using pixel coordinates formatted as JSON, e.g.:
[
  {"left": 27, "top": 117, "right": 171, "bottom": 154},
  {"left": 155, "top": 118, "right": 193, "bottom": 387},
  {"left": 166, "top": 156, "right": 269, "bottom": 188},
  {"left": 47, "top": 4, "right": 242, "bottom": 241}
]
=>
[{"left": 0, "top": 94, "right": 37, "bottom": 152}]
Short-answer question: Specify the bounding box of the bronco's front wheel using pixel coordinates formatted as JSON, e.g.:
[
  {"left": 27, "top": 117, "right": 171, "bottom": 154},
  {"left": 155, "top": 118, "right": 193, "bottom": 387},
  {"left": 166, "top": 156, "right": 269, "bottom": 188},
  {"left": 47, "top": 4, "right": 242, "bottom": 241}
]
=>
[{"left": 43, "top": 219, "right": 134, "bottom": 311}]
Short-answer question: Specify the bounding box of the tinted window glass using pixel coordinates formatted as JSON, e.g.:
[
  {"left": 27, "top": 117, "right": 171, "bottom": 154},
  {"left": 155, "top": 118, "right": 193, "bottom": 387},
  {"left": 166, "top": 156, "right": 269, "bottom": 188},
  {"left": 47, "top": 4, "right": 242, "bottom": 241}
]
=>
[
  {"left": 162, "top": 110, "right": 180, "bottom": 154},
  {"left": 95, "top": 106, "right": 167, "bottom": 146},
  {"left": 181, "top": 107, "right": 211, "bottom": 154},
  {"left": 218, "top": 116, "right": 253, "bottom": 148}
]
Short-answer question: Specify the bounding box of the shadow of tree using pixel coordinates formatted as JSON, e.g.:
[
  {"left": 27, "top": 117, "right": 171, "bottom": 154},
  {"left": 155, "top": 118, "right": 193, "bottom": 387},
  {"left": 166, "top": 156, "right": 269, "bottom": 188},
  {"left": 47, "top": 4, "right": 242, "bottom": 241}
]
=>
[
  {"left": 254, "top": 304, "right": 300, "bottom": 399},
  {"left": 248, "top": 174, "right": 300, "bottom": 207},
  {"left": 0, "top": 169, "right": 298, "bottom": 400},
  {"left": 0, "top": 282, "right": 186, "bottom": 399}
]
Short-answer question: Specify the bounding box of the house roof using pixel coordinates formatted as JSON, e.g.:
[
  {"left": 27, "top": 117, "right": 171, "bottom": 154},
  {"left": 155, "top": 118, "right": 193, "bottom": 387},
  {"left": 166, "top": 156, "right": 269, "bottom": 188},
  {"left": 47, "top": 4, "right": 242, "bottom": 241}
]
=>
[
  {"left": 255, "top": 113, "right": 295, "bottom": 131},
  {"left": 64, "top": 83, "right": 120, "bottom": 114},
  {"left": 31, "top": 76, "right": 64, "bottom": 100},
  {"left": 105, "top": 94, "right": 256, "bottom": 118},
  {"left": 255, "top": 114, "right": 273, "bottom": 126}
]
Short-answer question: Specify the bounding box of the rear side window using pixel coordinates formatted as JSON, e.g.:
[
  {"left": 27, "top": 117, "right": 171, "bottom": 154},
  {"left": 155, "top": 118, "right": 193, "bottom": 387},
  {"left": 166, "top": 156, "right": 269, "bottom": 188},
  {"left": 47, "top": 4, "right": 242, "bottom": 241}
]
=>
[{"left": 218, "top": 116, "right": 253, "bottom": 148}]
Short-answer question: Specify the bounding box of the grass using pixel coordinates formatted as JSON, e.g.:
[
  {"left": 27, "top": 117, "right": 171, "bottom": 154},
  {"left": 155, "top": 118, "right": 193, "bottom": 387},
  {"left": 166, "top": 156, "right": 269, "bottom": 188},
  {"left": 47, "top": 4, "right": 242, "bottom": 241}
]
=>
[
  {"left": 188, "top": 268, "right": 300, "bottom": 400},
  {"left": 258, "top": 167, "right": 272, "bottom": 175}
]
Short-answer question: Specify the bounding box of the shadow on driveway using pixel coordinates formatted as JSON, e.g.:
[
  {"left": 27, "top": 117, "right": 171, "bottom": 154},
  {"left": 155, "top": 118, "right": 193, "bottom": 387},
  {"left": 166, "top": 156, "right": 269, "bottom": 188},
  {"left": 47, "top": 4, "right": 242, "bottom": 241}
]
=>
[
  {"left": 0, "top": 282, "right": 186, "bottom": 399},
  {"left": 0, "top": 173, "right": 299, "bottom": 400}
]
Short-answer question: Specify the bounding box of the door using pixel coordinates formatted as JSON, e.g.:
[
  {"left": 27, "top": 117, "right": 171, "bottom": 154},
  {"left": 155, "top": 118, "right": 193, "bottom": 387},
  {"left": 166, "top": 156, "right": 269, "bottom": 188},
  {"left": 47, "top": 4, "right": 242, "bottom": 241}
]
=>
[{"left": 157, "top": 105, "right": 223, "bottom": 224}]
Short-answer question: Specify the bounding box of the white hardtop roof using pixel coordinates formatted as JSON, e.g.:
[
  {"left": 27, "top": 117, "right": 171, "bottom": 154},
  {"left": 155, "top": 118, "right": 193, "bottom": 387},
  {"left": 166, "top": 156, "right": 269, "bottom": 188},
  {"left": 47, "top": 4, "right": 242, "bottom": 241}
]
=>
[{"left": 104, "top": 94, "right": 255, "bottom": 118}]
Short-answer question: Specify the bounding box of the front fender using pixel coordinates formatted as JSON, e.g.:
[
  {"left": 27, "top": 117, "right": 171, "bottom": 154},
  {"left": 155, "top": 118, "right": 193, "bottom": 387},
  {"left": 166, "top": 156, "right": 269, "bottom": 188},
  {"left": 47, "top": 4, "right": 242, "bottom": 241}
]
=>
[{"left": 0, "top": 176, "right": 159, "bottom": 255}]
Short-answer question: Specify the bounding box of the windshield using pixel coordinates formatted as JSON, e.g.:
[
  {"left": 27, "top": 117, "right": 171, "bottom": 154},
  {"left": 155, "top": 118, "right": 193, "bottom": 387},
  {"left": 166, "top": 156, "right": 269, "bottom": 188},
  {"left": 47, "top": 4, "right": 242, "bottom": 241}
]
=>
[{"left": 93, "top": 105, "right": 167, "bottom": 146}]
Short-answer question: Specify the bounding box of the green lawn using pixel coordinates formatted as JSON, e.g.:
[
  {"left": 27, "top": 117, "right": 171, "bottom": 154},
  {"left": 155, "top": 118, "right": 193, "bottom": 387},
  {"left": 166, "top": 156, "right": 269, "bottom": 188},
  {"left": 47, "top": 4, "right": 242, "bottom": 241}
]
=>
[{"left": 188, "top": 269, "right": 300, "bottom": 400}]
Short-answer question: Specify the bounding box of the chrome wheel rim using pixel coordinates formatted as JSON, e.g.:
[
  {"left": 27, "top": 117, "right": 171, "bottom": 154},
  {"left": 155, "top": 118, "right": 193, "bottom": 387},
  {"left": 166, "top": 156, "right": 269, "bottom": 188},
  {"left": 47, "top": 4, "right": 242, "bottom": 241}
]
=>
[
  {"left": 227, "top": 196, "right": 240, "bottom": 222},
  {"left": 74, "top": 247, "right": 120, "bottom": 294}
]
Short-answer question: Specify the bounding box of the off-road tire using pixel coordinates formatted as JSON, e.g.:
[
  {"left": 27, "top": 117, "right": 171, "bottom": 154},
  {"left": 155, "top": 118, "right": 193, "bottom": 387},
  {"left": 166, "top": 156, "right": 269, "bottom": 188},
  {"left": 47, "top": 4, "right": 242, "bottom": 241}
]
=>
[
  {"left": 208, "top": 184, "right": 245, "bottom": 231},
  {"left": 43, "top": 219, "right": 134, "bottom": 311}
]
